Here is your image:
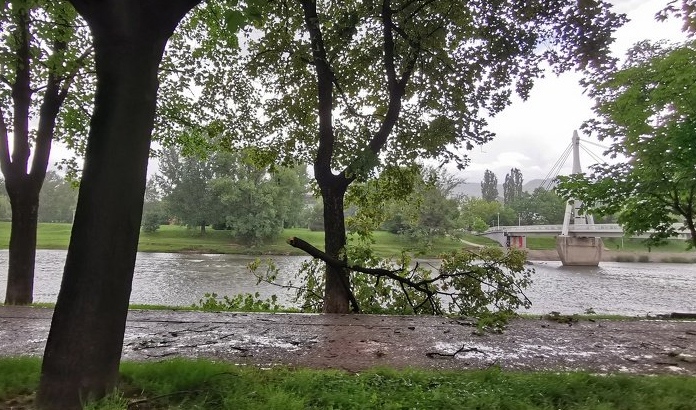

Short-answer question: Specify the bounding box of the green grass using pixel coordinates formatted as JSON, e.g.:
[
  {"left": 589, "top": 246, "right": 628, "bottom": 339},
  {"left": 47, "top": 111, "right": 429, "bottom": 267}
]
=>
[
  {"left": 0, "top": 222, "right": 72, "bottom": 250},
  {"left": 602, "top": 237, "right": 690, "bottom": 252},
  {"left": 1, "top": 358, "right": 695, "bottom": 409},
  {"left": 525, "top": 237, "right": 558, "bottom": 250},
  {"left": 0, "top": 222, "right": 480, "bottom": 258},
  {"left": 1, "top": 221, "right": 686, "bottom": 257}
]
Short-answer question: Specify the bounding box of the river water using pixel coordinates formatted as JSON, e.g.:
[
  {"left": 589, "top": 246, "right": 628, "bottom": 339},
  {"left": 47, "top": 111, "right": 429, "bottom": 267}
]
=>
[{"left": 0, "top": 250, "right": 694, "bottom": 316}]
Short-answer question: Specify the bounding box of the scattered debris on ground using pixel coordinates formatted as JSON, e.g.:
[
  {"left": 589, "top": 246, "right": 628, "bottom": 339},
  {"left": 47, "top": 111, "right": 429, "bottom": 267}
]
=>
[{"left": 1, "top": 306, "right": 695, "bottom": 375}]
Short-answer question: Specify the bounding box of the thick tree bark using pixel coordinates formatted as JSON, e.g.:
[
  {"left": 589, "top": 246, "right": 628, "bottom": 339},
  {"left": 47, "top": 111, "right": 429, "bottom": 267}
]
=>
[
  {"left": 3, "top": 73, "right": 64, "bottom": 305},
  {"left": 4, "top": 189, "right": 39, "bottom": 304},
  {"left": 36, "top": 2, "right": 199, "bottom": 408},
  {"left": 319, "top": 179, "right": 354, "bottom": 313}
]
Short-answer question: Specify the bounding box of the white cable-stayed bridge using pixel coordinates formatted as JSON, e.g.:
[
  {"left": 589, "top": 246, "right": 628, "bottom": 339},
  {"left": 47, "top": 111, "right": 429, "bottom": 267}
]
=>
[{"left": 481, "top": 131, "right": 689, "bottom": 266}]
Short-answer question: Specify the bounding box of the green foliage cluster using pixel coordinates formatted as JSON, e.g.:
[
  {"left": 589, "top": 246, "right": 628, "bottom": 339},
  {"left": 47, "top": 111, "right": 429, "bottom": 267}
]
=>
[
  {"left": 3, "top": 357, "right": 696, "bottom": 409},
  {"left": 37, "top": 171, "right": 78, "bottom": 223},
  {"left": 0, "top": 171, "right": 78, "bottom": 224},
  {"left": 374, "top": 167, "right": 462, "bottom": 247},
  {"left": 193, "top": 292, "right": 284, "bottom": 313},
  {"left": 255, "top": 243, "right": 532, "bottom": 327},
  {"left": 145, "top": 147, "right": 309, "bottom": 246},
  {"left": 480, "top": 169, "right": 499, "bottom": 202},
  {"left": 140, "top": 212, "right": 163, "bottom": 234},
  {"left": 508, "top": 187, "right": 567, "bottom": 226},
  {"left": 503, "top": 168, "right": 524, "bottom": 205}
]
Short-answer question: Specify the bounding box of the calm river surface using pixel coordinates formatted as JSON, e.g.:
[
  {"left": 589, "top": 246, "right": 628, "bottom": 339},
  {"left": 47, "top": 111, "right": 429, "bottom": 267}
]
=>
[{"left": 1, "top": 250, "right": 695, "bottom": 315}]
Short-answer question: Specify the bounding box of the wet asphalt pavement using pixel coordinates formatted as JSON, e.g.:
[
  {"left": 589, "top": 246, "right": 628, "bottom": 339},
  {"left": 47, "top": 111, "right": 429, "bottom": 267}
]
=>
[{"left": 1, "top": 306, "right": 695, "bottom": 375}]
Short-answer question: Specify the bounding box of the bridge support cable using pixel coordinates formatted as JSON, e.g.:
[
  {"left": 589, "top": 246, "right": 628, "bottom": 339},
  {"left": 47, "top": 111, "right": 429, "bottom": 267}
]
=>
[
  {"left": 580, "top": 144, "right": 605, "bottom": 166},
  {"left": 541, "top": 142, "right": 572, "bottom": 191},
  {"left": 578, "top": 138, "right": 610, "bottom": 151}
]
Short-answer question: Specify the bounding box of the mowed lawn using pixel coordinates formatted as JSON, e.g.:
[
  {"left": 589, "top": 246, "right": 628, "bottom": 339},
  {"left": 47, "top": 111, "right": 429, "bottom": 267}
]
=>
[
  {"left": 1, "top": 358, "right": 695, "bottom": 410},
  {"left": 0, "top": 222, "right": 498, "bottom": 258}
]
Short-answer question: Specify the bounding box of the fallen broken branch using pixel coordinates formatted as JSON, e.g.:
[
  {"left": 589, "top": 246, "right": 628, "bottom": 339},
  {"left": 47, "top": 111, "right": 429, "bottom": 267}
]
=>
[
  {"left": 287, "top": 236, "right": 531, "bottom": 316},
  {"left": 426, "top": 345, "right": 483, "bottom": 358}
]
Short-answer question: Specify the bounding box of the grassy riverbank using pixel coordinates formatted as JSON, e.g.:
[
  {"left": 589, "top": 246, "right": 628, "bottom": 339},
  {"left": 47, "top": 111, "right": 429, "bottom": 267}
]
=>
[
  {"left": 1, "top": 357, "right": 694, "bottom": 409},
  {"left": 0, "top": 222, "right": 497, "bottom": 258},
  {"left": 0, "top": 221, "right": 689, "bottom": 260}
]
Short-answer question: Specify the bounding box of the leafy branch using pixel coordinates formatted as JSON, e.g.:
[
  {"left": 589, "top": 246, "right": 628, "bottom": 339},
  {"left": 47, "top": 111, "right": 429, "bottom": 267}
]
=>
[{"left": 287, "top": 237, "right": 532, "bottom": 316}]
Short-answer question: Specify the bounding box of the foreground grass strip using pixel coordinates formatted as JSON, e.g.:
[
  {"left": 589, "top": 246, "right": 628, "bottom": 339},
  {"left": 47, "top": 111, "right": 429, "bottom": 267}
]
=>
[{"left": 2, "top": 358, "right": 695, "bottom": 409}]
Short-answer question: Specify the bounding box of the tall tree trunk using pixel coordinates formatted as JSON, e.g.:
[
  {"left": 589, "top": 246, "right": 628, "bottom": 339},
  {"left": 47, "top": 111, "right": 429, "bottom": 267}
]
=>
[
  {"left": 4, "top": 188, "right": 39, "bottom": 304},
  {"left": 0, "top": 4, "right": 75, "bottom": 306},
  {"left": 36, "top": 2, "right": 198, "bottom": 408},
  {"left": 320, "top": 179, "right": 351, "bottom": 313}
]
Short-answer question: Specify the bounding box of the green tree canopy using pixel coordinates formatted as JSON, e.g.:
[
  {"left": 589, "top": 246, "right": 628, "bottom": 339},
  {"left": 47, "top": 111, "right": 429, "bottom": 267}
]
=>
[
  {"left": 375, "top": 167, "right": 462, "bottom": 245},
  {"left": 38, "top": 171, "right": 77, "bottom": 223},
  {"left": 508, "top": 187, "right": 566, "bottom": 225},
  {"left": 503, "top": 167, "right": 523, "bottom": 205},
  {"left": 157, "top": 146, "right": 308, "bottom": 244},
  {"left": 460, "top": 196, "right": 517, "bottom": 229},
  {"left": 480, "top": 169, "right": 499, "bottom": 202},
  {"left": 557, "top": 40, "right": 696, "bottom": 248},
  {"left": 210, "top": 158, "right": 308, "bottom": 245},
  {"left": 157, "top": 146, "right": 222, "bottom": 233}
]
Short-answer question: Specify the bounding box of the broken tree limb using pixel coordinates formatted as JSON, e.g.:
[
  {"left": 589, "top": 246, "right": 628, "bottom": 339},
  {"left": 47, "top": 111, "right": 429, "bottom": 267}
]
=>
[
  {"left": 287, "top": 237, "right": 362, "bottom": 313},
  {"left": 426, "top": 345, "right": 483, "bottom": 358},
  {"left": 287, "top": 236, "right": 532, "bottom": 316},
  {"left": 288, "top": 236, "right": 442, "bottom": 314}
]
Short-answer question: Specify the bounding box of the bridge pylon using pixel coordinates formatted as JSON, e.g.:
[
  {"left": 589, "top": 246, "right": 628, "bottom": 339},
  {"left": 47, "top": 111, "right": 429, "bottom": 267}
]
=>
[{"left": 556, "top": 130, "right": 603, "bottom": 266}]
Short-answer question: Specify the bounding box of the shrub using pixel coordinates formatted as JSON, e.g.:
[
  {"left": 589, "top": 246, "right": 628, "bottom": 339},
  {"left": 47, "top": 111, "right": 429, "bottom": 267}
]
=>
[{"left": 141, "top": 211, "right": 163, "bottom": 233}]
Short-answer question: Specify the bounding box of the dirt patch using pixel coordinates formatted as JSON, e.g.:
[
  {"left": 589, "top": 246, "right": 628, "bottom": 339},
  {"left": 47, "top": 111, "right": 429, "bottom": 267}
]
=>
[{"left": 1, "top": 307, "right": 695, "bottom": 375}]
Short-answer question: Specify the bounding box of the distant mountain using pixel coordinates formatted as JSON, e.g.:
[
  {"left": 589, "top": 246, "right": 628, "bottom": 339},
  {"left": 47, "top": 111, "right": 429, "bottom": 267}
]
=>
[
  {"left": 523, "top": 178, "right": 557, "bottom": 192},
  {"left": 451, "top": 182, "right": 499, "bottom": 198},
  {"left": 451, "top": 178, "right": 555, "bottom": 198}
]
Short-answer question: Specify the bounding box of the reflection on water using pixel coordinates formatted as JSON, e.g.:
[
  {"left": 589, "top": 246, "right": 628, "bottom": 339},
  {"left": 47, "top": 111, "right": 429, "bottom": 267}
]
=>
[{"left": 1, "top": 250, "right": 695, "bottom": 315}]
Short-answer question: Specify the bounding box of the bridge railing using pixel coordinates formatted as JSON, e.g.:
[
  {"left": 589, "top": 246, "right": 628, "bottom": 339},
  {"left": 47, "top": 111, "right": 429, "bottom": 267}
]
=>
[{"left": 487, "top": 224, "right": 623, "bottom": 233}]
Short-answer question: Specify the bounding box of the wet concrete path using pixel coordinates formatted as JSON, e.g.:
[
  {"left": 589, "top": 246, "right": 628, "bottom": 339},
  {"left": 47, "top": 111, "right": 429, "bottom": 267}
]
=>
[{"left": 1, "top": 306, "right": 695, "bottom": 375}]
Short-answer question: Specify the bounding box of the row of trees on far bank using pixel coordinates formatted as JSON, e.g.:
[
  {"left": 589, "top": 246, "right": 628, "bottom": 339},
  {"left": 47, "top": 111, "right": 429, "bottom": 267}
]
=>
[
  {"left": 476, "top": 168, "right": 568, "bottom": 229},
  {"left": 480, "top": 168, "right": 524, "bottom": 205},
  {"left": 0, "top": 159, "right": 575, "bottom": 245}
]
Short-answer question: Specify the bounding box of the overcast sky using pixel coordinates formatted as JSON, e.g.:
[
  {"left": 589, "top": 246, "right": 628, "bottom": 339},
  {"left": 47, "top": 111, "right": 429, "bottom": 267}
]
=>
[
  {"left": 464, "top": 0, "right": 689, "bottom": 184},
  {"left": 46, "top": 0, "right": 690, "bottom": 182}
]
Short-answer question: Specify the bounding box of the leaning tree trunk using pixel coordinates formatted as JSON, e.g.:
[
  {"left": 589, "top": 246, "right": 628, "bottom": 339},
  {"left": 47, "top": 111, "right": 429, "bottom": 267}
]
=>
[
  {"left": 37, "top": 41, "right": 160, "bottom": 408},
  {"left": 320, "top": 179, "right": 352, "bottom": 313},
  {"left": 4, "top": 188, "right": 39, "bottom": 304},
  {"left": 36, "top": 2, "right": 199, "bottom": 407}
]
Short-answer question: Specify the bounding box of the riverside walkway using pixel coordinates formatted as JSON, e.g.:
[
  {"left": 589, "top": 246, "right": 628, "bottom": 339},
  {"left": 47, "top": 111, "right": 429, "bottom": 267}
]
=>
[{"left": 1, "top": 306, "right": 695, "bottom": 375}]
